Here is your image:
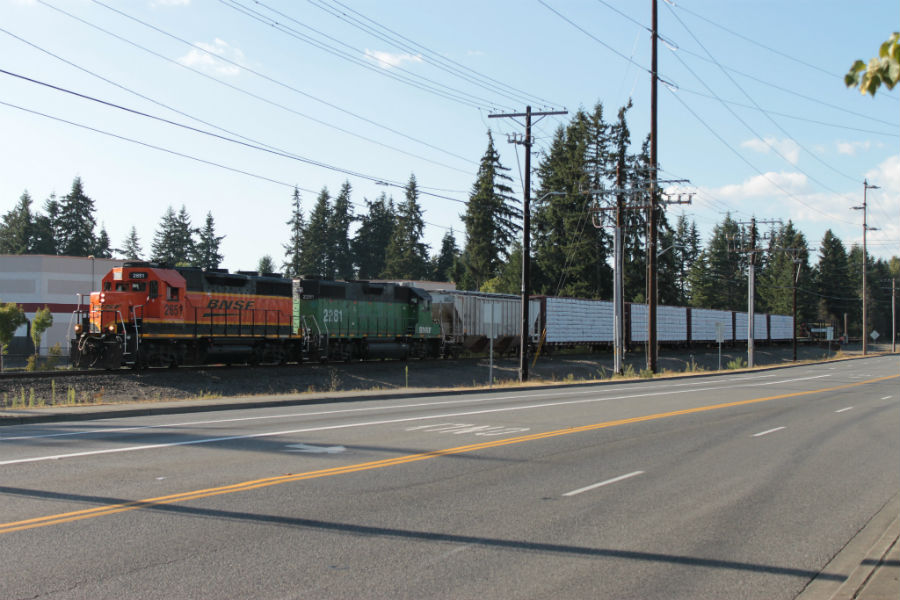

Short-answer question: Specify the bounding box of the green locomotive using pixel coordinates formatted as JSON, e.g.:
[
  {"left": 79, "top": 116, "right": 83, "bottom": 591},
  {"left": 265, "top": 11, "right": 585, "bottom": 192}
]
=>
[{"left": 292, "top": 279, "right": 443, "bottom": 361}]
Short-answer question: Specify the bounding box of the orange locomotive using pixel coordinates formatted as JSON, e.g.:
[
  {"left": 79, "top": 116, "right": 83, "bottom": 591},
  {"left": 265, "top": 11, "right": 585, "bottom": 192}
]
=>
[{"left": 71, "top": 262, "right": 300, "bottom": 369}]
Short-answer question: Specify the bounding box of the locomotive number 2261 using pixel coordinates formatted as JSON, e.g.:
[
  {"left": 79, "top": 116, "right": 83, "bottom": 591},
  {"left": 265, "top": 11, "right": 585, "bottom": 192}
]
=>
[{"left": 323, "top": 309, "right": 344, "bottom": 323}]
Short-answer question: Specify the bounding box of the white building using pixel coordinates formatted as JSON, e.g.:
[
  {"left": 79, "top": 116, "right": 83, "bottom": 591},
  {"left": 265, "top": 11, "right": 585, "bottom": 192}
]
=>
[{"left": 0, "top": 254, "right": 123, "bottom": 358}]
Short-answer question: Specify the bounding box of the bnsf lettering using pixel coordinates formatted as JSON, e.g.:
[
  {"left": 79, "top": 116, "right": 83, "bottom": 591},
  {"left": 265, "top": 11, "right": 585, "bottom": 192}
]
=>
[{"left": 206, "top": 299, "right": 256, "bottom": 310}]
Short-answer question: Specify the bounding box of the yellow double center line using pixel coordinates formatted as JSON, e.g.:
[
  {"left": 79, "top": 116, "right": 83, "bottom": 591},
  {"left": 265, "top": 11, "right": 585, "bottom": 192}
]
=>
[{"left": 1, "top": 374, "right": 896, "bottom": 536}]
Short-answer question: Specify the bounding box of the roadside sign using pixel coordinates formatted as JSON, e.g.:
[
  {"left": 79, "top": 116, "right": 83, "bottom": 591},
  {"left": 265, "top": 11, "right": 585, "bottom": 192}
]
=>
[
  {"left": 870, "top": 330, "right": 880, "bottom": 341},
  {"left": 715, "top": 322, "right": 724, "bottom": 344}
]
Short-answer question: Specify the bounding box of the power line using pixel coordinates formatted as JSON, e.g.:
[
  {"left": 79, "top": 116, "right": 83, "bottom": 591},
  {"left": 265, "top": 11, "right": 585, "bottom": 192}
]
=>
[
  {"left": 665, "top": 3, "right": 863, "bottom": 185},
  {"left": 0, "top": 98, "right": 459, "bottom": 235},
  {"left": 37, "top": 0, "right": 478, "bottom": 169},
  {"left": 214, "top": 0, "right": 506, "bottom": 110},
  {"left": 0, "top": 27, "right": 476, "bottom": 180},
  {"left": 308, "top": 0, "right": 562, "bottom": 109}
]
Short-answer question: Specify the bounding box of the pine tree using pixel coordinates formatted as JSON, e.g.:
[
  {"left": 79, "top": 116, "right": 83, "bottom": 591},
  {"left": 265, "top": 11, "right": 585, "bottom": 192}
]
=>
[
  {"left": 282, "top": 187, "right": 307, "bottom": 278},
  {"left": 301, "top": 187, "right": 333, "bottom": 277},
  {"left": 460, "top": 131, "right": 521, "bottom": 291},
  {"left": 32, "top": 194, "right": 61, "bottom": 255},
  {"left": 330, "top": 181, "right": 355, "bottom": 280},
  {"left": 432, "top": 229, "right": 460, "bottom": 282},
  {"left": 815, "top": 230, "right": 851, "bottom": 326},
  {"left": 0, "top": 191, "right": 34, "bottom": 254},
  {"left": 93, "top": 225, "right": 112, "bottom": 258},
  {"left": 121, "top": 226, "right": 143, "bottom": 260},
  {"left": 57, "top": 177, "right": 98, "bottom": 256},
  {"left": 353, "top": 193, "right": 395, "bottom": 280},
  {"left": 382, "top": 174, "right": 429, "bottom": 280},
  {"left": 689, "top": 214, "right": 746, "bottom": 310},
  {"left": 151, "top": 205, "right": 196, "bottom": 265},
  {"left": 532, "top": 110, "right": 611, "bottom": 298},
  {"left": 672, "top": 213, "right": 701, "bottom": 305},
  {"left": 257, "top": 255, "right": 276, "bottom": 274},
  {"left": 758, "top": 221, "right": 812, "bottom": 319},
  {"left": 195, "top": 212, "right": 225, "bottom": 270}
]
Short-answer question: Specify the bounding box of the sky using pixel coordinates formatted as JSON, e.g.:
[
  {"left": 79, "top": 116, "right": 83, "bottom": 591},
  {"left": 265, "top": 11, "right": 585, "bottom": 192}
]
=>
[{"left": 1, "top": 0, "right": 898, "bottom": 274}]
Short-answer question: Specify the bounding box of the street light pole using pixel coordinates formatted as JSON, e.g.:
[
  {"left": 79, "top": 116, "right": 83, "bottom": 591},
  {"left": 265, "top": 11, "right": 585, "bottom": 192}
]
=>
[{"left": 855, "top": 180, "right": 879, "bottom": 355}]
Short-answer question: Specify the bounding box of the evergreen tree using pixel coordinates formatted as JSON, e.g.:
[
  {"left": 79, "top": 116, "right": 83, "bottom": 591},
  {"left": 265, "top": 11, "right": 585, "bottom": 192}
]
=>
[
  {"left": 300, "top": 187, "right": 333, "bottom": 277},
  {"left": 460, "top": 131, "right": 521, "bottom": 290},
  {"left": 757, "top": 221, "right": 813, "bottom": 321},
  {"left": 282, "top": 187, "right": 307, "bottom": 278},
  {"left": 196, "top": 212, "right": 225, "bottom": 270},
  {"left": 353, "top": 193, "right": 395, "bottom": 279},
  {"left": 121, "top": 226, "right": 143, "bottom": 260},
  {"left": 532, "top": 110, "right": 611, "bottom": 299},
  {"left": 846, "top": 244, "right": 867, "bottom": 335},
  {"left": 93, "top": 225, "right": 112, "bottom": 258},
  {"left": 257, "top": 255, "right": 276, "bottom": 274},
  {"left": 688, "top": 214, "right": 746, "bottom": 310},
  {"left": 0, "top": 191, "right": 34, "bottom": 254},
  {"left": 814, "top": 230, "right": 851, "bottom": 327},
  {"left": 32, "top": 194, "right": 61, "bottom": 255},
  {"left": 330, "top": 181, "right": 355, "bottom": 280},
  {"left": 672, "top": 213, "right": 701, "bottom": 305},
  {"left": 382, "top": 174, "right": 429, "bottom": 280},
  {"left": 57, "top": 177, "right": 98, "bottom": 256},
  {"left": 431, "top": 229, "right": 460, "bottom": 282},
  {"left": 151, "top": 205, "right": 196, "bottom": 265},
  {"left": 481, "top": 242, "right": 522, "bottom": 294}
]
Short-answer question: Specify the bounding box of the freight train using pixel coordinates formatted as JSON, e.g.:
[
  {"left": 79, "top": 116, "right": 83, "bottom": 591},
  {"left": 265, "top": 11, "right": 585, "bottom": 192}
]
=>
[{"left": 70, "top": 262, "right": 794, "bottom": 369}]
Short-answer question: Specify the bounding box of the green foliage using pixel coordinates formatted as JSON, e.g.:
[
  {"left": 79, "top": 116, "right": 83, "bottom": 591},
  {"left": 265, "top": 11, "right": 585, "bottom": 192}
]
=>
[
  {"left": 257, "top": 255, "right": 276, "bottom": 274},
  {"left": 196, "top": 212, "right": 225, "bottom": 270},
  {"left": 30, "top": 306, "right": 52, "bottom": 356},
  {"left": 300, "top": 187, "right": 333, "bottom": 277},
  {"left": 846, "top": 32, "right": 900, "bottom": 96},
  {"left": 726, "top": 357, "right": 747, "bottom": 370},
  {"left": 0, "top": 191, "right": 34, "bottom": 254},
  {"left": 0, "top": 302, "right": 26, "bottom": 372},
  {"left": 353, "top": 192, "right": 395, "bottom": 280},
  {"left": 282, "top": 187, "right": 307, "bottom": 278},
  {"left": 815, "top": 230, "right": 851, "bottom": 326},
  {"left": 330, "top": 181, "right": 355, "bottom": 281},
  {"left": 460, "top": 131, "right": 520, "bottom": 290},
  {"left": 382, "top": 174, "right": 430, "bottom": 280},
  {"left": 689, "top": 214, "right": 746, "bottom": 310},
  {"left": 431, "top": 230, "right": 460, "bottom": 283},
  {"left": 57, "top": 177, "right": 99, "bottom": 257},
  {"left": 151, "top": 205, "right": 197, "bottom": 265},
  {"left": 120, "top": 226, "right": 143, "bottom": 260}
]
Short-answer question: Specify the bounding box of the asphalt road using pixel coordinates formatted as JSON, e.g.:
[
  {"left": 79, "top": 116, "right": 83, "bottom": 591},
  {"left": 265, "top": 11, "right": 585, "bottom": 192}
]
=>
[{"left": 1, "top": 356, "right": 897, "bottom": 599}]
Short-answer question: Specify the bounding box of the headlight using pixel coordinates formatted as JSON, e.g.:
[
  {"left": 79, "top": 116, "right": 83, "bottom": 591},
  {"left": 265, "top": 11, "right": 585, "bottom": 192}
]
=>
[
  {"left": 74, "top": 324, "right": 83, "bottom": 335},
  {"left": 107, "top": 324, "right": 116, "bottom": 333}
]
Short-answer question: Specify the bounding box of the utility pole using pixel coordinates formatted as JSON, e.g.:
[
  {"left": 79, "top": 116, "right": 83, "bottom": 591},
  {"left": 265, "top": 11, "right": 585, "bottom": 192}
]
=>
[
  {"left": 734, "top": 218, "right": 781, "bottom": 368},
  {"left": 893, "top": 278, "right": 897, "bottom": 353},
  {"left": 591, "top": 177, "right": 692, "bottom": 374},
  {"left": 854, "top": 179, "right": 879, "bottom": 355},
  {"left": 648, "top": 0, "right": 660, "bottom": 373},
  {"left": 489, "top": 106, "right": 567, "bottom": 382}
]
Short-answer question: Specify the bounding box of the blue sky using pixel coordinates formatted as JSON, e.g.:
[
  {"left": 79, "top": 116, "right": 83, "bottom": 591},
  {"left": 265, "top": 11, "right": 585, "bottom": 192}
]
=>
[{"left": 1, "top": 0, "right": 897, "bottom": 272}]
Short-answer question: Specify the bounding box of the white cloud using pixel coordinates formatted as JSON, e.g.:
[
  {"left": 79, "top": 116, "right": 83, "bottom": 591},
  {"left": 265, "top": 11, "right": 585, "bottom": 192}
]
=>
[
  {"left": 364, "top": 49, "right": 422, "bottom": 69},
  {"left": 740, "top": 136, "right": 800, "bottom": 165},
  {"left": 836, "top": 140, "right": 873, "bottom": 156},
  {"left": 177, "top": 39, "right": 244, "bottom": 76},
  {"left": 715, "top": 171, "right": 809, "bottom": 199}
]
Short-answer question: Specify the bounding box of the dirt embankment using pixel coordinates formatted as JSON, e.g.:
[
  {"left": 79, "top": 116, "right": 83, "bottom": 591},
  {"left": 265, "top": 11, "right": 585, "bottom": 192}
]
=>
[{"left": 1, "top": 343, "right": 868, "bottom": 409}]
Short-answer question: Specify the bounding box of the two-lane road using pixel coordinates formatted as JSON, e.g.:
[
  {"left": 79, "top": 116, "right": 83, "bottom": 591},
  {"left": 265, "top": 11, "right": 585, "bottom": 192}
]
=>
[{"left": 1, "top": 356, "right": 897, "bottom": 599}]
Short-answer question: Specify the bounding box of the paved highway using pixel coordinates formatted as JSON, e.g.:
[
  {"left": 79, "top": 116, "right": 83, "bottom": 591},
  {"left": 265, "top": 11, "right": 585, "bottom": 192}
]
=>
[{"left": 1, "top": 356, "right": 897, "bottom": 599}]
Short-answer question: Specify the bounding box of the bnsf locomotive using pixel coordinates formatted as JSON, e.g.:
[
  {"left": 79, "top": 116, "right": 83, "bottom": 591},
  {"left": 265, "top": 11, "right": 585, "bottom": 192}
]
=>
[{"left": 71, "top": 262, "right": 443, "bottom": 369}]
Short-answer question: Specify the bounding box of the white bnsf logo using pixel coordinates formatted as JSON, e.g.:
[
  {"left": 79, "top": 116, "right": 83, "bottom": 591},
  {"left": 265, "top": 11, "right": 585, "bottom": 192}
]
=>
[{"left": 417, "top": 326, "right": 431, "bottom": 334}]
